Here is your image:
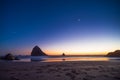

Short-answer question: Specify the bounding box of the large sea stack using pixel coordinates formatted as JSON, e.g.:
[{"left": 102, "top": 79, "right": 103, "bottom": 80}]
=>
[
  {"left": 106, "top": 50, "right": 120, "bottom": 57},
  {"left": 31, "top": 46, "right": 47, "bottom": 56}
]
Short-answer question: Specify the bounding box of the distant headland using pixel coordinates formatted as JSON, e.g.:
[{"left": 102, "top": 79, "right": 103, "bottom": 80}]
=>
[{"left": 106, "top": 50, "right": 120, "bottom": 57}]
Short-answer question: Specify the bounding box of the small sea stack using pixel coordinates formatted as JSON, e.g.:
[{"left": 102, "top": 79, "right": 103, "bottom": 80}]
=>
[
  {"left": 31, "top": 46, "right": 47, "bottom": 56},
  {"left": 62, "top": 53, "right": 65, "bottom": 56}
]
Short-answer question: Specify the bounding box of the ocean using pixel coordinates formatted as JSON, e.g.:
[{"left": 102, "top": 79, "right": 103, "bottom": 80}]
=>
[{"left": 14, "top": 56, "right": 120, "bottom": 62}]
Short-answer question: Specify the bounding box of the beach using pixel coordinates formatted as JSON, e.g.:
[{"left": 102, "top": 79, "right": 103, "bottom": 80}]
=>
[{"left": 0, "top": 61, "right": 120, "bottom": 80}]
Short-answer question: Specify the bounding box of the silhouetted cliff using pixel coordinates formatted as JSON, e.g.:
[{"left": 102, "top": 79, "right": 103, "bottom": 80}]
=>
[
  {"left": 106, "top": 50, "right": 120, "bottom": 57},
  {"left": 31, "top": 46, "right": 47, "bottom": 56}
]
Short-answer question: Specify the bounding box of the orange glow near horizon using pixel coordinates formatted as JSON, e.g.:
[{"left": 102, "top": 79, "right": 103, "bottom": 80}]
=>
[
  {"left": 41, "top": 38, "right": 120, "bottom": 55},
  {"left": 43, "top": 48, "right": 116, "bottom": 55},
  {"left": 44, "top": 51, "right": 108, "bottom": 55}
]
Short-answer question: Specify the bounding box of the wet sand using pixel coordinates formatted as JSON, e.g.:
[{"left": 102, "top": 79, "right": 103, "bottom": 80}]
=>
[{"left": 0, "top": 61, "right": 120, "bottom": 80}]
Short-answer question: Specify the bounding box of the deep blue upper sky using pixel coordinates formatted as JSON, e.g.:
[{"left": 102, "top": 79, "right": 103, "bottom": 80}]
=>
[{"left": 0, "top": 0, "right": 120, "bottom": 55}]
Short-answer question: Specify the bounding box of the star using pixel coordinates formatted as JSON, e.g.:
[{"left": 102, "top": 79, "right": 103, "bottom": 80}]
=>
[{"left": 77, "top": 19, "right": 80, "bottom": 21}]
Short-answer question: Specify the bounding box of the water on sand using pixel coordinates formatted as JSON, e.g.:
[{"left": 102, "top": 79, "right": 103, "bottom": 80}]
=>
[{"left": 14, "top": 56, "right": 120, "bottom": 62}]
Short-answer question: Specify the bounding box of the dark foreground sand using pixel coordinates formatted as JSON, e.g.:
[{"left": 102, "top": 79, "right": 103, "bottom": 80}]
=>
[{"left": 0, "top": 61, "right": 120, "bottom": 80}]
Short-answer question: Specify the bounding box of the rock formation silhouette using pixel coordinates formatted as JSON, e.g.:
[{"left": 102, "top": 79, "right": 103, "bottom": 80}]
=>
[
  {"left": 62, "top": 53, "right": 65, "bottom": 56},
  {"left": 4, "top": 53, "right": 15, "bottom": 60},
  {"left": 31, "top": 46, "right": 47, "bottom": 56},
  {"left": 106, "top": 50, "right": 120, "bottom": 57},
  {"left": 2, "top": 53, "right": 19, "bottom": 60}
]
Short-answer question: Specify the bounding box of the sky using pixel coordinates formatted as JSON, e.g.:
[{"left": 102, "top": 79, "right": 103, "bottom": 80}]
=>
[{"left": 0, "top": 0, "right": 120, "bottom": 55}]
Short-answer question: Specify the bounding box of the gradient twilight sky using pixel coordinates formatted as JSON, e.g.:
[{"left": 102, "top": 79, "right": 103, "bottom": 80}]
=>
[{"left": 0, "top": 0, "right": 120, "bottom": 55}]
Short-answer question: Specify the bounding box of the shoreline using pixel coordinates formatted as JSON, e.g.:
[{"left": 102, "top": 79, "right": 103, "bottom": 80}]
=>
[{"left": 1, "top": 56, "right": 120, "bottom": 63}]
